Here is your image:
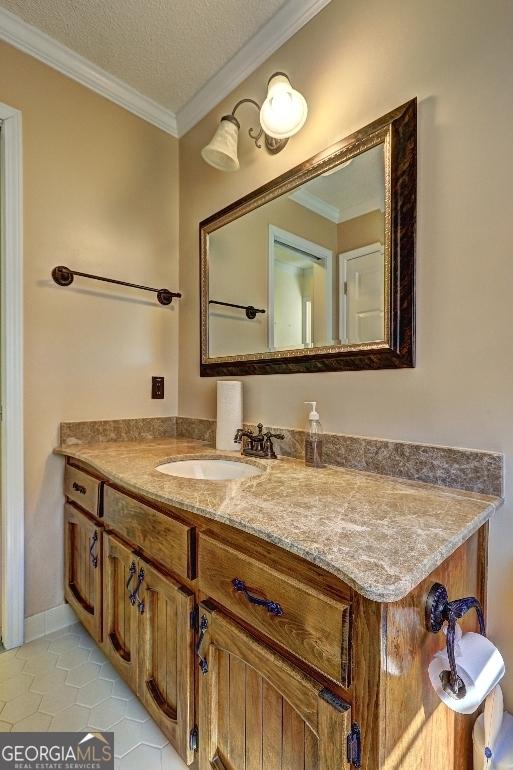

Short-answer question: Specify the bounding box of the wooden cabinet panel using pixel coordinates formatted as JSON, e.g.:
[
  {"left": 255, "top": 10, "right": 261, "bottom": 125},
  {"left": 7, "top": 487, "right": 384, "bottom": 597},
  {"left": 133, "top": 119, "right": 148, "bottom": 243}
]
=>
[
  {"left": 103, "top": 486, "right": 195, "bottom": 580},
  {"left": 138, "top": 559, "right": 195, "bottom": 765},
  {"left": 198, "top": 533, "right": 351, "bottom": 684},
  {"left": 65, "top": 464, "right": 103, "bottom": 518},
  {"left": 64, "top": 503, "right": 103, "bottom": 642},
  {"left": 197, "top": 603, "right": 351, "bottom": 770},
  {"left": 102, "top": 532, "right": 139, "bottom": 690}
]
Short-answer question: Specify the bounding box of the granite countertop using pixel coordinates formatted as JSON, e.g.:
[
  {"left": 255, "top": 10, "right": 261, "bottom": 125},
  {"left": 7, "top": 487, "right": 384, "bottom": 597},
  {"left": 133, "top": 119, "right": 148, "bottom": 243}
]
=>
[{"left": 55, "top": 437, "right": 502, "bottom": 603}]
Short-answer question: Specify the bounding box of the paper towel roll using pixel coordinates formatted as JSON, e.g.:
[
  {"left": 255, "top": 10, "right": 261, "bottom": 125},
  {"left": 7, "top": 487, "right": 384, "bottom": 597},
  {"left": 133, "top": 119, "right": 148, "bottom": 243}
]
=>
[
  {"left": 428, "top": 632, "right": 505, "bottom": 715},
  {"left": 216, "top": 380, "right": 243, "bottom": 451}
]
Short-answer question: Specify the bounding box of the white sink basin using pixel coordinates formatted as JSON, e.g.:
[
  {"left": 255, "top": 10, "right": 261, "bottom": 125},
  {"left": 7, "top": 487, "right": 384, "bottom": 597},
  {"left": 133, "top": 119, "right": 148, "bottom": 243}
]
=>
[{"left": 155, "top": 458, "right": 263, "bottom": 481}]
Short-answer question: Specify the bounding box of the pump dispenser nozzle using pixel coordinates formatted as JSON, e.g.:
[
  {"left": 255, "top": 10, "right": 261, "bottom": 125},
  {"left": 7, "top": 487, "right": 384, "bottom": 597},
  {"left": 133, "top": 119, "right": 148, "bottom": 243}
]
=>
[
  {"left": 304, "top": 402, "right": 323, "bottom": 467},
  {"left": 304, "top": 401, "right": 320, "bottom": 421}
]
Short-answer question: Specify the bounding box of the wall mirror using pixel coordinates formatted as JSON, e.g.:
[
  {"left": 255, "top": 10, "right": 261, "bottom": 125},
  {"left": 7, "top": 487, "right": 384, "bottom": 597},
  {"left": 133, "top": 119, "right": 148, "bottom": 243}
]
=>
[{"left": 200, "top": 99, "right": 416, "bottom": 376}]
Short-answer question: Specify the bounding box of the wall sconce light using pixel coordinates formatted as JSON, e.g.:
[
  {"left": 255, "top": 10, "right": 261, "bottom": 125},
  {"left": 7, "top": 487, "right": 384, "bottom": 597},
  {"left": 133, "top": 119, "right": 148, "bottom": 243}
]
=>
[{"left": 201, "top": 72, "right": 307, "bottom": 172}]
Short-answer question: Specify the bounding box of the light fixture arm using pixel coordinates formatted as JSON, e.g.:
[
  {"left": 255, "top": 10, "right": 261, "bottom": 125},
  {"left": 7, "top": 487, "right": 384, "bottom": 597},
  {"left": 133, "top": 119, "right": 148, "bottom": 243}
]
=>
[
  {"left": 230, "top": 96, "right": 287, "bottom": 155},
  {"left": 230, "top": 98, "right": 264, "bottom": 148}
]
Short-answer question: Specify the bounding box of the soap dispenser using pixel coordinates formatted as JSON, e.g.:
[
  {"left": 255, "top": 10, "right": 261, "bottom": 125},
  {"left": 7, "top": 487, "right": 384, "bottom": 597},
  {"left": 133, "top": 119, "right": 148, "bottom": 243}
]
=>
[{"left": 304, "top": 401, "right": 324, "bottom": 468}]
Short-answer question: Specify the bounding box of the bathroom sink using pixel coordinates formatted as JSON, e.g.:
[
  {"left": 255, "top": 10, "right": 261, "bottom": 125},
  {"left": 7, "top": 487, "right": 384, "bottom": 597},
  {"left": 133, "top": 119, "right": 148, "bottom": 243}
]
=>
[{"left": 155, "top": 458, "right": 263, "bottom": 481}]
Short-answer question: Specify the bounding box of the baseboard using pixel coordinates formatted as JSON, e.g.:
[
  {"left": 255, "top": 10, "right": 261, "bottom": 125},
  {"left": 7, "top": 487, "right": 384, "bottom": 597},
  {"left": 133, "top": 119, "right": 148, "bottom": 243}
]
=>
[{"left": 24, "top": 602, "right": 77, "bottom": 643}]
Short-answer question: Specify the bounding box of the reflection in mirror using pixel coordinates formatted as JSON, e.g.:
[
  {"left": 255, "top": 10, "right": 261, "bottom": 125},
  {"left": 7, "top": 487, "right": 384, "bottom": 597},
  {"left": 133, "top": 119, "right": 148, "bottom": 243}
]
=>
[{"left": 208, "top": 142, "right": 385, "bottom": 359}]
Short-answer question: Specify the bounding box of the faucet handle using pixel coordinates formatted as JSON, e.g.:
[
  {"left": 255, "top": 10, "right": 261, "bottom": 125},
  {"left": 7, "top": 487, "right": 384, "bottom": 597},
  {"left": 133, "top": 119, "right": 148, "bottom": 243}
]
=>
[
  {"left": 264, "top": 430, "right": 285, "bottom": 441},
  {"left": 234, "top": 427, "right": 247, "bottom": 443}
]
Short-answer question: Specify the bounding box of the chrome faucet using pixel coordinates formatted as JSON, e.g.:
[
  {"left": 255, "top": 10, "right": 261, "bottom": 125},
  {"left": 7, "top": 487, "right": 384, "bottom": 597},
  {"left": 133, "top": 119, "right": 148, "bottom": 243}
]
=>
[{"left": 234, "top": 423, "right": 284, "bottom": 460}]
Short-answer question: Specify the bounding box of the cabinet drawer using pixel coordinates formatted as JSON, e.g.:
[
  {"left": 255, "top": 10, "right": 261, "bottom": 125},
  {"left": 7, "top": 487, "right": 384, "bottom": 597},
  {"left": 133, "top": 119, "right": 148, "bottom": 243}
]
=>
[
  {"left": 103, "top": 486, "right": 195, "bottom": 580},
  {"left": 198, "top": 533, "right": 351, "bottom": 684},
  {"left": 65, "top": 464, "right": 103, "bottom": 518}
]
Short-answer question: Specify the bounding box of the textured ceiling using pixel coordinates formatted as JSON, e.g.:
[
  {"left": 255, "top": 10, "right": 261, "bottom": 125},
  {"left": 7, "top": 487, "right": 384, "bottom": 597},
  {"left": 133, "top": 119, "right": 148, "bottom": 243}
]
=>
[{"left": 0, "top": 0, "right": 288, "bottom": 112}]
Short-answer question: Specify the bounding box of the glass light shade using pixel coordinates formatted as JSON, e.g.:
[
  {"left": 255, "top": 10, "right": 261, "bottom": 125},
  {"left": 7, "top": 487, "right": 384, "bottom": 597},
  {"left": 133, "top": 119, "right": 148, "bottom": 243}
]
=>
[
  {"left": 201, "top": 116, "right": 240, "bottom": 171},
  {"left": 259, "top": 73, "right": 308, "bottom": 140}
]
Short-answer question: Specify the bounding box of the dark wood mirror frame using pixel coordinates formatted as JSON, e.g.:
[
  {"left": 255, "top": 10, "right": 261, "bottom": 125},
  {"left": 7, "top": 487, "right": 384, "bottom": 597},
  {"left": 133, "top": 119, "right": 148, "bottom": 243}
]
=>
[{"left": 200, "top": 98, "right": 416, "bottom": 377}]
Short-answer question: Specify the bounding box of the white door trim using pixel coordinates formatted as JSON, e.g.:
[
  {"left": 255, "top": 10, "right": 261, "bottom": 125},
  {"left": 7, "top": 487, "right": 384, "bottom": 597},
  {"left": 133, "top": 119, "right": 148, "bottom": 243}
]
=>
[
  {"left": 339, "top": 241, "right": 384, "bottom": 343},
  {"left": 0, "top": 102, "right": 24, "bottom": 649},
  {"left": 268, "top": 225, "right": 333, "bottom": 351}
]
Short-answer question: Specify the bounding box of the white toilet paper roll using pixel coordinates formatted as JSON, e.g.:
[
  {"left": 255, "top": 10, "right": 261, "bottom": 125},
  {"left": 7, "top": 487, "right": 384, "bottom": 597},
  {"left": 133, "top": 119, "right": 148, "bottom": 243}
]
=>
[
  {"left": 216, "top": 380, "right": 243, "bottom": 451},
  {"left": 428, "top": 632, "right": 505, "bottom": 715}
]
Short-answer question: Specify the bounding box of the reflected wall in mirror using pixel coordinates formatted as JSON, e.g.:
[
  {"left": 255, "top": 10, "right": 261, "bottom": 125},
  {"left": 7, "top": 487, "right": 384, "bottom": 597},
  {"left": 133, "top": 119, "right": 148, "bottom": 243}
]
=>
[{"left": 201, "top": 99, "right": 416, "bottom": 376}]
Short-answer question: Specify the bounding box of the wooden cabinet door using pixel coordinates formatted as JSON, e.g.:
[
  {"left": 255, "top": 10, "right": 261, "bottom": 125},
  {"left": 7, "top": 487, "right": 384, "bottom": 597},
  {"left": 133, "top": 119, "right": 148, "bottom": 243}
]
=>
[
  {"left": 64, "top": 503, "right": 102, "bottom": 642},
  {"left": 103, "top": 532, "right": 139, "bottom": 690},
  {"left": 137, "top": 560, "right": 195, "bottom": 765},
  {"left": 197, "top": 602, "right": 352, "bottom": 770}
]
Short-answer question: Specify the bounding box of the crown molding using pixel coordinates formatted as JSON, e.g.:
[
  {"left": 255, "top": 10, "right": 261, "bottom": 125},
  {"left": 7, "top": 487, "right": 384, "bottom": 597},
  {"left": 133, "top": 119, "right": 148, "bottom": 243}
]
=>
[
  {"left": 0, "top": 7, "right": 178, "bottom": 137},
  {"left": 289, "top": 187, "right": 341, "bottom": 223},
  {"left": 290, "top": 186, "right": 385, "bottom": 224},
  {"left": 175, "top": 0, "right": 333, "bottom": 136},
  {"left": 0, "top": 0, "right": 332, "bottom": 139},
  {"left": 339, "top": 197, "right": 385, "bottom": 223}
]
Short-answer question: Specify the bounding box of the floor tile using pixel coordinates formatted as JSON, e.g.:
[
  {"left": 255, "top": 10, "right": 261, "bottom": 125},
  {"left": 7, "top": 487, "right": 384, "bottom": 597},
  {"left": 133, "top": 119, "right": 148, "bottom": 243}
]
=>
[
  {"left": 12, "top": 711, "right": 52, "bottom": 731},
  {"left": 30, "top": 668, "right": 68, "bottom": 694},
  {"left": 161, "top": 743, "right": 188, "bottom": 769},
  {"left": 50, "top": 704, "right": 90, "bottom": 731},
  {"left": 66, "top": 661, "right": 102, "bottom": 687},
  {"left": 112, "top": 718, "right": 144, "bottom": 757},
  {"left": 23, "top": 651, "right": 59, "bottom": 675},
  {"left": 99, "top": 662, "right": 119, "bottom": 681},
  {"left": 0, "top": 658, "right": 25, "bottom": 681},
  {"left": 76, "top": 678, "right": 113, "bottom": 707},
  {"left": 112, "top": 678, "right": 134, "bottom": 701},
  {"left": 1, "top": 692, "right": 42, "bottom": 723},
  {"left": 56, "top": 647, "right": 91, "bottom": 670},
  {"left": 88, "top": 697, "right": 127, "bottom": 730},
  {"left": 48, "top": 634, "right": 81, "bottom": 654},
  {"left": 141, "top": 719, "right": 168, "bottom": 749},
  {"left": 125, "top": 697, "right": 151, "bottom": 723},
  {"left": 118, "top": 741, "right": 161, "bottom": 769},
  {"left": 89, "top": 645, "right": 108, "bottom": 665},
  {"left": 15, "top": 638, "right": 49, "bottom": 660},
  {"left": 40, "top": 684, "right": 79, "bottom": 715},
  {"left": 0, "top": 673, "right": 34, "bottom": 701}
]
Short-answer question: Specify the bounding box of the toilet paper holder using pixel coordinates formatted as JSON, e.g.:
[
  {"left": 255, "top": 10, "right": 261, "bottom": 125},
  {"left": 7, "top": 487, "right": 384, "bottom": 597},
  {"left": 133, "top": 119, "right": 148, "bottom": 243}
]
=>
[{"left": 425, "top": 582, "right": 486, "bottom": 699}]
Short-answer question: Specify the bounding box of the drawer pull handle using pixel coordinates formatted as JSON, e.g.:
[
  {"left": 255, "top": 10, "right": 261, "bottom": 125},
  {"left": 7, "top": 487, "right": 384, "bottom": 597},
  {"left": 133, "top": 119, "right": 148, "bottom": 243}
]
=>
[
  {"left": 196, "top": 615, "right": 209, "bottom": 675},
  {"left": 89, "top": 531, "right": 98, "bottom": 568},
  {"left": 232, "top": 578, "right": 284, "bottom": 616},
  {"left": 72, "top": 481, "right": 87, "bottom": 495},
  {"left": 129, "top": 568, "right": 145, "bottom": 614}
]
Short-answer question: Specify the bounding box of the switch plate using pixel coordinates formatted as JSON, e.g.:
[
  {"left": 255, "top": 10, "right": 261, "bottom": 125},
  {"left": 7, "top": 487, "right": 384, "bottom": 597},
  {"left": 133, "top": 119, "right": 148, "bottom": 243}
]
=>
[{"left": 151, "top": 376, "right": 164, "bottom": 399}]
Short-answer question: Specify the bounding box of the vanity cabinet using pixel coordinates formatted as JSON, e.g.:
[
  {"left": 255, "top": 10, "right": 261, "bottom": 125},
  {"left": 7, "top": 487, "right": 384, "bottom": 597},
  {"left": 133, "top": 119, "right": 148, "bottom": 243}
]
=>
[
  {"left": 64, "top": 502, "right": 103, "bottom": 642},
  {"left": 62, "top": 457, "right": 488, "bottom": 770},
  {"left": 197, "top": 601, "right": 351, "bottom": 770}
]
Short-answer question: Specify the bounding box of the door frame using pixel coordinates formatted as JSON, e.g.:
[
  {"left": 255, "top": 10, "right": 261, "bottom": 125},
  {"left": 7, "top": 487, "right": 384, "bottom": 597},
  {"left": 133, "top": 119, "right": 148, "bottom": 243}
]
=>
[
  {"left": 339, "top": 241, "right": 384, "bottom": 344},
  {"left": 0, "top": 102, "right": 24, "bottom": 649},
  {"left": 268, "top": 225, "right": 333, "bottom": 351}
]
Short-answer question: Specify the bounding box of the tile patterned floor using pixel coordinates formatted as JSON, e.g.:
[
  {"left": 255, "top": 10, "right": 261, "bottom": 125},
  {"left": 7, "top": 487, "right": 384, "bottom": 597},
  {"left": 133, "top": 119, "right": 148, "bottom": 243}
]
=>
[{"left": 0, "top": 623, "right": 188, "bottom": 770}]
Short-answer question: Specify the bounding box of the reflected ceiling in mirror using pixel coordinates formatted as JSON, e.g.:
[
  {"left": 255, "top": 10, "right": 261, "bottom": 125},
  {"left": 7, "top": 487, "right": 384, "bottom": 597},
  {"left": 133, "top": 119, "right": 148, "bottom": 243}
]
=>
[{"left": 200, "top": 99, "right": 416, "bottom": 376}]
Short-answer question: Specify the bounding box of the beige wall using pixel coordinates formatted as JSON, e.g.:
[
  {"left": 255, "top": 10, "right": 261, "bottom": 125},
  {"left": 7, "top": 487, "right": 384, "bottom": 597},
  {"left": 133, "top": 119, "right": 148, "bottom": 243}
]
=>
[
  {"left": 337, "top": 208, "right": 384, "bottom": 254},
  {"left": 179, "top": 0, "right": 513, "bottom": 705},
  {"left": 0, "top": 42, "right": 180, "bottom": 617}
]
